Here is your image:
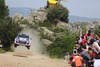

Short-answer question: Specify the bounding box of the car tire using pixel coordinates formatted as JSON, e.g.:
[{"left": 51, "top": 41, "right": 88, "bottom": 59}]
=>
[
  {"left": 26, "top": 46, "right": 30, "bottom": 50},
  {"left": 14, "top": 44, "right": 18, "bottom": 48}
]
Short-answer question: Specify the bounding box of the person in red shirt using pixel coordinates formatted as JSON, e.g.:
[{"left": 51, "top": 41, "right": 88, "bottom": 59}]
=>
[
  {"left": 88, "top": 47, "right": 97, "bottom": 58},
  {"left": 85, "top": 30, "right": 94, "bottom": 38},
  {"left": 81, "top": 34, "right": 87, "bottom": 45}
]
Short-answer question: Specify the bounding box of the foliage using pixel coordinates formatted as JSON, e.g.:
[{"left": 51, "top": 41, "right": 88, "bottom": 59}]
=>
[
  {"left": 0, "top": 18, "right": 22, "bottom": 50},
  {"left": 95, "top": 25, "right": 100, "bottom": 37},
  {"left": 0, "top": 0, "right": 22, "bottom": 51},
  {"left": 74, "top": 22, "right": 87, "bottom": 34},
  {"left": 46, "top": 28, "right": 76, "bottom": 58},
  {"left": 38, "top": 20, "right": 52, "bottom": 28},
  {"left": 53, "top": 28, "right": 69, "bottom": 34},
  {"left": 38, "top": 20, "right": 53, "bottom": 31},
  {"left": 0, "top": 48, "right": 5, "bottom": 53},
  {"left": 81, "top": 22, "right": 87, "bottom": 33},
  {"left": 39, "top": 32, "right": 54, "bottom": 42},
  {"left": 20, "top": 19, "right": 29, "bottom": 24},
  {"left": 0, "top": 0, "right": 9, "bottom": 19},
  {"left": 28, "top": 23, "right": 38, "bottom": 29},
  {"left": 47, "top": 4, "right": 69, "bottom": 24},
  {"left": 38, "top": 20, "right": 54, "bottom": 41}
]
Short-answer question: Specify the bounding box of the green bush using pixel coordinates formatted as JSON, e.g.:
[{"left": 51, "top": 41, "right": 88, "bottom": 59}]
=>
[
  {"left": 47, "top": 4, "right": 69, "bottom": 25},
  {"left": 53, "top": 28, "right": 70, "bottom": 34},
  {"left": 46, "top": 28, "right": 76, "bottom": 58},
  {"left": 20, "top": 19, "right": 29, "bottom": 24},
  {"left": 74, "top": 22, "right": 87, "bottom": 33},
  {"left": 7, "top": 48, "right": 14, "bottom": 52},
  {"left": 38, "top": 20, "right": 53, "bottom": 31},
  {"left": 0, "top": 0, "right": 22, "bottom": 51},
  {"left": 0, "top": 18, "right": 22, "bottom": 50},
  {"left": 0, "top": 48, "right": 5, "bottom": 53},
  {"left": 39, "top": 32, "right": 54, "bottom": 42}
]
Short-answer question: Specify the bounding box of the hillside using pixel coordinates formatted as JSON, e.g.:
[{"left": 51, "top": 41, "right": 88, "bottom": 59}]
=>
[
  {"left": 9, "top": 7, "right": 33, "bottom": 17},
  {"left": 69, "top": 15, "right": 100, "bottom": 22},
  {"left": 9, "top": 7, "right": 100, "bottom": 22}
]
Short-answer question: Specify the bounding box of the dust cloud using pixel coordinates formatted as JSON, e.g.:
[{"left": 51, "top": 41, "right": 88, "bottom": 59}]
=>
[{"left": 14, "top": 28, "right": 44, "bottom": 56}]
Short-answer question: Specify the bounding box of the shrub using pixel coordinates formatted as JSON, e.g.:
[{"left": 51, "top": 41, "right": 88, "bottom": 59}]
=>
[
  {"left": 39, "top": 32, "right": 54, "bottom": 42},
  {"left": 0, "top": 17, "right": 22, "bottom": 50},
  {"left": 0, "top": 0, "right": 22, "bottom": 51},
  {"left": 38, "top": 20, "right": 53, "bottom": 31},
  {"left": 0, "top": 48, "right": 5, "bottom": 53},
  {"left": 20, "top": 19, "right": 29, "bottom": 24},
  {"left": 47, "top": 4, "right": 69, "bottom": 26},
  {"left": 46, "top": 28, "right": 76, "bottom": 58}
]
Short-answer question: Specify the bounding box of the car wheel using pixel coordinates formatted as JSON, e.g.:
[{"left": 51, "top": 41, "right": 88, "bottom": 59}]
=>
[
  {"left": 26, "top": 46, "right": 30, "bottom": 50},
  {"left": 14, "top": 44, "right": 18, "bottom": 48}
]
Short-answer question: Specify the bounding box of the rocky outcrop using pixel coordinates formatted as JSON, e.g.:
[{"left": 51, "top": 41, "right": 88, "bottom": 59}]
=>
[
  {"left": 57, "top": 21, "right": 72, "bottom": 30},
  {"left": 38, "top": 27, "right": 54, "bottom": 46},
  {"left": 12, "top": 13, "right": 23, "bottom": 22},
  {"left": 42, "top": 39, "right": 52, "bottom": 46},
  {"left": 38, "top": 27, "right": 54, "bottom": 37},
  {"left": 35, "top": 7, "right": 47, "bottom": 22},
  {"left": 28, "top": 8, "right": 47, "bottom": 23}
]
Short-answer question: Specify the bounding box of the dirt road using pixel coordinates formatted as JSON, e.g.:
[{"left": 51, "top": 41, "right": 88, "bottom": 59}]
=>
[
  {"left": 0, "top": 53, "right": 71, "bottom": 67},
  {"left": 0, "top": 28, "right": 71, "bottom": 67}
]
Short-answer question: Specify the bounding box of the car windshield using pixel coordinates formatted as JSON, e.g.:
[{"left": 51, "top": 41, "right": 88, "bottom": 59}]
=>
[{"left": 18, "top": 34, "right": 29, "bottom": 39}]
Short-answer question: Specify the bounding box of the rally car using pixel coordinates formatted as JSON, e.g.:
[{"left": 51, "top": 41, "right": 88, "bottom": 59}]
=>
[{"left": 14, "top": 34, "right": 31, "bottom": 49}]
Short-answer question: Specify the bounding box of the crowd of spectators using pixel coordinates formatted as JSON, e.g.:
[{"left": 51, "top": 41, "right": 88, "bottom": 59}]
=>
[{"left": 68, "top": 27, "right": 100, "bottom": 67}]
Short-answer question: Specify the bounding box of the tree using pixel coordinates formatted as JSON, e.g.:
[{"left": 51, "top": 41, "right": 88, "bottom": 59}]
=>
[
  {"left": 0, "top": 0, "right": 9, "bottom": 19},
  {"left": 0, "top": 17, "right": 22, "bottom": 50},
  {"left": 47, "top": 4, "right": 69, "bottom": 26},
  {"left": 0, "top": 0, "right": 22, "bottom": 50}
]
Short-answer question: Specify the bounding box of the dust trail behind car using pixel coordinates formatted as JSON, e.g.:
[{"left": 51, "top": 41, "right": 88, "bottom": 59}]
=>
[{"left": 14, "top": 28, "right": 44, "bottom": 56}]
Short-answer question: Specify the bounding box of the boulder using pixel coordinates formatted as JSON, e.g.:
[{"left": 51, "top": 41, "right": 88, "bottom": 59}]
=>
[
  {"left": 38, "top": 27, "right": 54, "bottom": 37},
  {"left": 35, "top": 10, "right": 47, "bottom": 22},
  {"left": 28, "top": 8, "right": 47, "bottom": 23},
  {"left": 42, "top": 39, "right": 52, "bottom": 46},
  {"left": 57, "top": 21, "right": 72, "bottom": 30}
]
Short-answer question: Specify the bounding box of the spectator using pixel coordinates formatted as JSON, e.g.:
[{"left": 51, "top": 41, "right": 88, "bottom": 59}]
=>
[
  {"left": 85, "top": 30, "right": 94, "bottom": 38},
  {"left": 72, "top": 52, "right": 83, "bottom": 67},
  {"left": 94, "top": 59, "right": 100, "bottom": 67},
  {"left": 81, "top": 46, "right": 91, "bottom": 67},
  {"left": 64, "top": 52, "right": 70, "bottom": 63},
  {"left": 91, "top": 39, "right": 100, "bottom": 54}
]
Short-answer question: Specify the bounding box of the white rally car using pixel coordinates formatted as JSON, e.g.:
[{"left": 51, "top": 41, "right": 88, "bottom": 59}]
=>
[{"left": 14, "top": 34, "right": 31, "bottom": 49}]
